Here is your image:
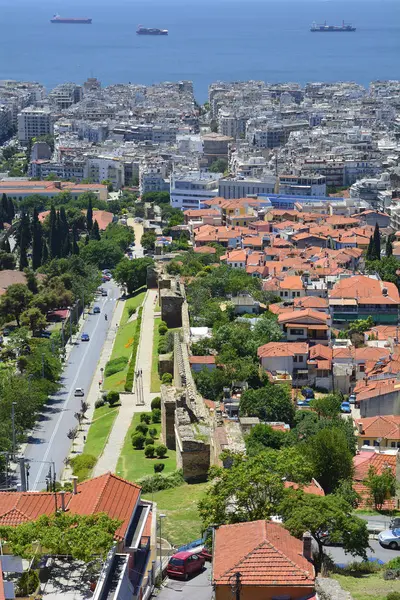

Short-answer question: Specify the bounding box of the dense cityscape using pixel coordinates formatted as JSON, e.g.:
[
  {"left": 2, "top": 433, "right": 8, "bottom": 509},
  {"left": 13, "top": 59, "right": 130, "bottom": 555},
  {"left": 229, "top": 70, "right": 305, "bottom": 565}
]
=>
[{"left": 0, "top": 76, "right": 399, "bottom": 599}]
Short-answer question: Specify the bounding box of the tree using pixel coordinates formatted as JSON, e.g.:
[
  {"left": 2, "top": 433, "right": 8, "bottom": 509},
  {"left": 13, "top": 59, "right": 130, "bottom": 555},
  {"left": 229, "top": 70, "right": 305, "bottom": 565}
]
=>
[
  {"left": 335, "top": 478, "right": 361, "bottom": 509},
  {"left": 145, "top": 445, "right": 155, "bottom": 458},
  {"left": 141, "top": 231, "right": 157, "bottom": 252},
  {"left": 0, "top": 284, "right": 33, "bottom": 327},
  {"left": 41, "top": 240, "right": 49, "bottom": 264},
  {"left": 199, "top": 452, "right": 287, "bottom": 528},
  {"left": 209, "top": 158, "right": 228, "bottom": 173},
  {"left": 80, "top": 240, "right": 124, "bottom": 270},
  {"left": 305, "top": 428, "right": 354, "bottom": 494},
  {"left": 91, "top": 219, "right": 100, "bottom": 241},
  {"left": 0, "top": 236, "right": 11, "bottom": 254},
  {"left": 0, "top": 512, "right": 120, "bottom": 562},
  {"left": 20, "top": 307, "right": 47, "bottom": 335},
  {"left": 152, "top": 408, "right": 161, "bottom": 423},
  {"left": 86, "top": 196, "right": 93, "bottom": 231},
  {"left": 366, "top": 236, "right": 375, "bottom": 261},
  {"left": 374, "top": 222, "right": 381, "bottom": 260},
  {"left": 0, "top": 194, "right": 9, "bottom": 223},
  {"left": 310, "top": 394, "right": 342, "bottom": 418},
  {"left": 31, "top": 207, "right": 43, "bottom": 270},
  {"left": 48, "top": 204, "right": 59, "bottom": 258},
  {"left": 279, "top": 491, "right": 370, "bottom": 572},
  {"left": 72, "top": 223, "right": 80, "bottom": 255},
  {"left": 113, "top": 257, "right": 154, "bottom": 294},
  {"left": 245, "top": 424, "right": 287, "bottom": 455},
  {"left": 194, "top": 366, "right": 230, "bottom": 401},
  {"left": 59, "top": 207, "right": 70, "bottom": 257},
  {"left": 131, "top": 432, "right": 146, "bottom": 449},
  {"left": 240, "top": 384, "right": 295, "bottom": 425},
  {"left": 7, "top": 197, "right": 14, "bottom": 222},
  {"left": 107, "top": 391, "right": 120, "bottom": 406},
  {"left": 386, "top": 237, "right": 393, "bottom": 257},
  {"left": 364, "top": 465, "right": 397, "bottom": 511},
  {"left": 18, "top": 212, "right": 31, "bottom": 271},
  {"left": 155, "top": 444, "right": 167, "bottom": 458},
  {"left": 0, "top": 251, "right": 15, "bottom": 270}
]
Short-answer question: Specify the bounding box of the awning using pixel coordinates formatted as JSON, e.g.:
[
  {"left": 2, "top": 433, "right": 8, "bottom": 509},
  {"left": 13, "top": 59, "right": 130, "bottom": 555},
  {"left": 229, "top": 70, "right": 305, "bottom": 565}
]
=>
[
  {"left": 286, "top": 323, "right": 328, "bottom": 330},
  {"left": 329, "top": 298, "right": 357, "bottom": 306}
]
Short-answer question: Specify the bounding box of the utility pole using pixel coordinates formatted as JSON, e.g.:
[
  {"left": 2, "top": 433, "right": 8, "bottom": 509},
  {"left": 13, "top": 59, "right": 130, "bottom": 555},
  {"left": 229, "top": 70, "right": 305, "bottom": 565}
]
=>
[
  {"left": 19, "top": 458, "right": 27, "bottom": 492},
  {"left": 11, "top": 402, "right": 16, "bottom": 460},
  {"left": 230, "top": 571, "right": 241, "bottom": 600}
]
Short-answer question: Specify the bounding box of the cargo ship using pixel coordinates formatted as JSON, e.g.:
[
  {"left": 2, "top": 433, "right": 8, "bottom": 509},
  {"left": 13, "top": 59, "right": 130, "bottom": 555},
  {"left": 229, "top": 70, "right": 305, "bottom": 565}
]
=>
[
  {"left": 50, "top": 15, "right": 92, "bottom": 24},
  {"left": 310, "top": 21, "right": 356, "bottom": 32},
  {"left": 136, "top": 25, "right": 168, "bottom": 35}
]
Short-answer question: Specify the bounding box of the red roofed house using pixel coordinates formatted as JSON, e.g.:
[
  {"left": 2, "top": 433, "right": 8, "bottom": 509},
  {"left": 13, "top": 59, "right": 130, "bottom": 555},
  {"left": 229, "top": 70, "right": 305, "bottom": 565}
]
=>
[
  {"left": 355, "top": 416, "right": 400, "bottom": 449},
  {"left": 258, "top": 342, "right": 309, "bottom": 386},
  {"left": 264, "top": 275, "right": 306, "bottom": 301},
  {"left": 0, "top": 472, "right": 156, "bottom": 599},
  {"left": 189, "top": 355, "right": 216, "bottom": 373},
  {"left": 212, "top": 520, "right": 315, "bottom": 600},
  {"left": 278, "top": 309, "right": 331, "bottom": 346},
  {"left": 353, "top": 448, "right": 398, "bottom": 510}
]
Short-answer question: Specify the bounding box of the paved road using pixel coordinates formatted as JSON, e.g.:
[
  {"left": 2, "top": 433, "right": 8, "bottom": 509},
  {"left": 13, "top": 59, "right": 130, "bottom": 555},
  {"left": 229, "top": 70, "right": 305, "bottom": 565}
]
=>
[
  {"left": 326, "top": 539, "right": 399, "bottom": 565},
  {"left": 155, "top": 565, "right": 212, "bottom": 600},
  {"left": 23, "top": 280, "right": 120, "bottom": 491}
]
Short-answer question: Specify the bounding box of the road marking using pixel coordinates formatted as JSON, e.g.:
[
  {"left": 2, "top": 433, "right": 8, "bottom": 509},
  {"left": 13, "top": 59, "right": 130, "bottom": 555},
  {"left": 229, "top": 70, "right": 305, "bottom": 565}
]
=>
[{"left": 32, "top": 293, "right": 112, "bottom": 489}]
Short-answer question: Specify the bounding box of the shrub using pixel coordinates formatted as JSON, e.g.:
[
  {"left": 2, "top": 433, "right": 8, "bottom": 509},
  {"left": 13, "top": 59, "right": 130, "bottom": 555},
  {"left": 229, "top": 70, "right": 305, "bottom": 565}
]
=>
[
  {"left": 159, "top": 320, "right": 167, "bottom": 329},
  {"left": 128, "top": 306, "right": 136, "bottom": 317},
  {"left": 104, "top": 356, "right": 128, "bottom": 377},
  {"left": 140, "top": 413, "right": 151, "bottom": 424},
  {"left": 387, "top": 594, "right": 400, "bottom": 600},
  {"left": 135, "top": 422, "right": 149, "bottom": 435},
  {"left": 139, "top": 469, "right": 184, "bottom": 493},
  {"left": 162, "top": 372, "right": 173, "bottom": 385},
  {"left": 149, "top": 427, "right": 158, "bottom": 438},
  {"left": 70, "top": 453, "right": 96, "bottom": 481},
  {"left": 107, "top": 390, "right": 120, "bottom": 406},
  {"left": 131, "top": 432, "right": 146, "bottom": 449},
  {"left": 158, "top": 324, "right": 168, "bottom": 335},
  {"left": 385, "top": 557, "right": 400, "bottom": 570},
  {"left": 145, "top": 445, "right": 155, "bottom": 458},
  {"left": 152, "top": 408, "right": 161, "bottom": 423},
  {"left": 95, "top": 398, "right": 105, "bottom": 409},
  {"left": 151, "top": 397, "right": 161, "bottom": 410},
  {"left": 145, "top": 436, "right": 155, "bottom": 446},
  {"left": 154, "top": 463, "right": 165, "bottom": 473},
  {"left": 158, "top": 339, "right": 168, "bottom": 354},
  {"left": 155, "top": 444, "right": 168, "bottom": 459},
  {"left": 17, "top": 570, "right": 40, "bottom": 596}
]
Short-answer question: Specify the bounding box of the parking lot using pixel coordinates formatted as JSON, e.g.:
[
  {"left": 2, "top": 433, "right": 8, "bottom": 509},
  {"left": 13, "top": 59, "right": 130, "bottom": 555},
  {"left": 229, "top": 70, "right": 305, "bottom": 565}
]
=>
[{"left": 154, "top": 564, "right": 212, "bottom": 600}]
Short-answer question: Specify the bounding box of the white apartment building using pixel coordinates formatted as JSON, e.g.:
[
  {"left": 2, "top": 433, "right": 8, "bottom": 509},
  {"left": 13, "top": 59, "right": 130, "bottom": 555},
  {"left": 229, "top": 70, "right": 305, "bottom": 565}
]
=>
[
  {"left": 18, "top": 106, "right": 54, "bottom": 143},
  {"left": 139, "top": 162, "right": 170, "bottom": 195},
  {"left": 279, "top": 174, "right": 326, "bottom": 196},
  {"left": 49, "top": 83, "right": 83, "bottom": 111},
  {"left": 218, "top": 175, "right": 277, "bottom": 199},
  {"left": 170, "top": 171, "right": 221, "bottom": 210},
  {"left": 87, "top": 157, "right": 124, "bottom": 189}
]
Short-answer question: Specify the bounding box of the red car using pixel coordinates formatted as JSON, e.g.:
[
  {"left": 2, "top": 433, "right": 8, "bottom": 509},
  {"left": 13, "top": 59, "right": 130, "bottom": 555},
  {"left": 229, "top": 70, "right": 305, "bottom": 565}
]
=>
[
  {"left": 199, "top": 546, "right": 212, "bottom": 561},
  {"left": 166, "top": 551, "right": 205, "bottom": 580}
]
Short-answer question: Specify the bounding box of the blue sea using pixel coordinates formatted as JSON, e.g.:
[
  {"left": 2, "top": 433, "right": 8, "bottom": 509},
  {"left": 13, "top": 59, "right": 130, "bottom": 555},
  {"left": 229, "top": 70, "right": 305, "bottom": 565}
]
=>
[{"left": 0, "top": 0, "right": 399, "bottom": 101}]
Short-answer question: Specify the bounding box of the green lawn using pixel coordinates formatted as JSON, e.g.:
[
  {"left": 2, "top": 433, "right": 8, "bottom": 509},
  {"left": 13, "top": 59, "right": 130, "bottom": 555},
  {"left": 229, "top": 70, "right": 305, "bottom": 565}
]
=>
[
  {"left": 151, "top": 317, "right": 162, "bottom": 393},
  {"left": 333, "top": 573, "right": 400, "bottom": 600},
  {"left": 84, "top": 404, "right": 119, "bottom": 459},
  {"left": 116, "top": 412, "right": 176, "bottom": 482},
  {"left": 103, "top": 290, "right": 146, "bottom": 391},
  {"left": 143, "top": 483, "right": 209, "bottom": 547}
]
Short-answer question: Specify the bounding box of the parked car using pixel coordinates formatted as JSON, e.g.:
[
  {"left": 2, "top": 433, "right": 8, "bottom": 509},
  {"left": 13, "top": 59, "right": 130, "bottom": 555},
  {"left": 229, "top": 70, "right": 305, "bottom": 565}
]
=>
[
  {"left": 378, "top": 529, "right": 400, "bottom": 549},
  {"left": 348, "top": 393, "right": 357, "bottom": 405},
  {"left": 390, "top": 518, "right": 400, "bottom": 529},
  {"left": 81, "top": 333, "right": 90, "bottom": 342},
  {"left": 302, "top": 388, "right": 315, "bottom": 399},
  {"left": 74, "top": 388, "right": 85, "bottom": 397},
  {"left": 93, "top": 306, "right": 101, "bottom": 314},
  {"left": 297, "top": 399, "right": 311, "bottom": 407},
  {"left": 102, "top": 290, "right": 108, "bottom": 297},
  {"left": 166, "top": 551, "right": 205, "bottom": 580},
  {"left": 199, "top": 546, "right": 212, "bottom": 561},
  {"left": 340, "top": 401, "right": 352, "bottom": 414}
]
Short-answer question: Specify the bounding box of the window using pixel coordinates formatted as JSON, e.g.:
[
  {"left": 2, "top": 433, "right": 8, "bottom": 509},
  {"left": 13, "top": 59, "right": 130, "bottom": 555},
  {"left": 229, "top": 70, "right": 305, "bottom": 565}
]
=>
[
  {"left": 284, "top": 291, "right": 288, "bottom": 297},
  {"left": 297, "top": 355, "right": 304, "bottom": 363},
  {"left": 373, "top": 440, "right": 380, "bottom": 447},
  {"left": 359, "top": 365, "right": 365, "bottom": 372},
  {"left": 290, "top": 328, "right": 304, "bottom": 336},
  {"left": 294, "top": 356, "right": 298, "bottom": 363},
  {"left": 364, "top": 440, "right": 370, "bottom": 446}
]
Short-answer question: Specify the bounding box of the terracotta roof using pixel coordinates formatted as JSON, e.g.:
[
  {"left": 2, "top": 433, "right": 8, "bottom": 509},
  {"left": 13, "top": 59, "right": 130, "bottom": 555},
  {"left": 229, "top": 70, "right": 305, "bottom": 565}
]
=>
[
  {"left": 356, "top": 416, "right": 400, "bottom": 441},
  {"left": 309, "top": 344, "right": 332, "bottom": 360},
  {"left": 193, "top": 246, "right": 216, "bottom": 254},
  {"left": 189, "top": 355, "right": 216, "bottom": 364},
  {"left": 258, "top": 342, "right": 308, "bottom": 358},
  {"left": 278, "top": 309, "right": 329, "bottom": 325},
  {"left": 92, "top": 210, "right": 113, "bottom": 231},
  {"left": 0, "top": 472, "right": 141, "bottom": 541},
  {"left": 213, "top": 520, "right": 315, "bottom": 587},
  {"left": 294, "top": 296, "right": 328, "bottom": 309},
  {"left": 278, "top": 275, "right": 304, "bottom": 290},
  {"left": 284, "top": 478, "right": 325, "bottom": 497},
  {"left": 365, "top": 325, "right": 399, "bottom": 341},
  {"left": 330, "top": 275, "right": 400, "bottom": 304},
  {"left": 354, "top": 451, "right": 396, "bottom": 481}
]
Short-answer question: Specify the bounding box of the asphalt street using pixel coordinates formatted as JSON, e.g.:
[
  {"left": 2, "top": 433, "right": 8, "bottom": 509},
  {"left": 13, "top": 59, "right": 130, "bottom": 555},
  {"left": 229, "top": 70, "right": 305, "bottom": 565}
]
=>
[
  {"left": 155, "top": 564, "right": 212, "bottom": 600},
  {"left": 23, "top": 279, "right": 120, "bottom": 491},
  {"left": 326, "top": 539, "right": 400, "bottom": 565}
]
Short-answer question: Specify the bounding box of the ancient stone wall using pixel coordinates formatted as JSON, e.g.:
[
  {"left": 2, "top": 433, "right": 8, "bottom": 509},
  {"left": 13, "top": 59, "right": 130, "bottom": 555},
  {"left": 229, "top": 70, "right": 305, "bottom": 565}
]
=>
[
  {"left": 315, "top": 578, "right": 353, "bottom": 600},
  {"left": 160, "top": 289, "right": 184, "bottom": 328},
  {"left": 160, "top": 384, "right": 177, "bottom": 450},
  {"left": 174, "top": 408, "right": 210, "bottom": 483}
]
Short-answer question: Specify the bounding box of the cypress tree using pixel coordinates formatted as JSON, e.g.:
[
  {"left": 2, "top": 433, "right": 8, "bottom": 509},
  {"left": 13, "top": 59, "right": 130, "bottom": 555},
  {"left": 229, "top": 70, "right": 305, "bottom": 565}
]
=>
[
  {"left": 18, "top": 212, "right": 30, "bottom": 271},
  {"left": 386, "top": 238, "right": 393, "bottom": 257},
  {"left": 86, "top": 197, "right": 93, "bottom": 231},
  {"left": 59, "top": 207, "right": 70, "bottom": 257},
  {"left": 366, "top": 236, "right": 375, "bottom": 261},
  {"left": 0, "top": 194, "right": 8, "bottom": 223},
  {"left": 7, "top": 197, "right": 15, "bottom": 222},
  {"left": 31, "top": 207, "right": 43, "bottom": 270},
  {"left": 72, "top": 223, "right": 80, "bottom": 255},
  {"left": 0, "top": 218, "right": 3, "bottom": 231},
  {"left": 91, "top": 219, "right": 100, "bottom": 240},
  {"left": 55, "top": 211, "right": 61, "bottom": 257},
  {"left": 49, "top": 204, "right": 58, "bottom": 258},
  {"left": 373, "top": 223, "right": 381, "bottom": 260},
  {"left": 41, "top": 240, "right": 49, "bottom": 264},
  {"left": 19, "top": 245, "right": 28, "bottom": 270}
]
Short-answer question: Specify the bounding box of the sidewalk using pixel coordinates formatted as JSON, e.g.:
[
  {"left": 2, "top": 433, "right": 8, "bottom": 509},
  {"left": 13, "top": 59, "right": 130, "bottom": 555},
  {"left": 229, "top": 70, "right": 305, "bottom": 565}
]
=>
[
  {"left": 92, "top": 288, "right": 158, "bottom": 476},
  {"left": 61, "top": 292, "right": 125, "bottom": 481}
]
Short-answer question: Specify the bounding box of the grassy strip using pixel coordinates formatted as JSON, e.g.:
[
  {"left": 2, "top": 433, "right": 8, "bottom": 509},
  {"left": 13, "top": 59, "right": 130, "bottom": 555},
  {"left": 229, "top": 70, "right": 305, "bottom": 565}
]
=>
[
  {"left": 143, "top": 483, "right": 209, "bottom": 546},
  {"left": 125, "top": 307, "right": 143, "bottom": 392},
  {"left": 333, "top": 572, "right": 400, "bottom": 600},
  {"left": 103, "top": 291, "right": 145, "bottom": 392},
  {"left": 116, "top": 411, "right": 176, "bottom": 481},
  {"left": 151, "top": 317, "right": 162, "bottom": 393},
  {"left": 69, "top": 404, "right": 120, "bottom": 481}
]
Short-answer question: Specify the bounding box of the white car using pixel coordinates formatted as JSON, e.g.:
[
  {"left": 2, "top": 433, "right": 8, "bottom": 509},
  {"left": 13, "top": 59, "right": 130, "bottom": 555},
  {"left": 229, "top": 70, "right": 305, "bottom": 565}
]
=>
[
  {"left": 74, "top": 388, "right": 85, "bottom": 397},
  {"left": 378, "top": 528, "right": 400, "bottom": 549}
]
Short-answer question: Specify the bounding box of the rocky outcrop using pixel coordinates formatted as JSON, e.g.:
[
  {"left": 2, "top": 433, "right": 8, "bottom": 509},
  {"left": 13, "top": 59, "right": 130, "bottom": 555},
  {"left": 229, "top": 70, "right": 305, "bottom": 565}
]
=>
[{"left": 316, "top": 577, "right": 354, "bottom": 600}]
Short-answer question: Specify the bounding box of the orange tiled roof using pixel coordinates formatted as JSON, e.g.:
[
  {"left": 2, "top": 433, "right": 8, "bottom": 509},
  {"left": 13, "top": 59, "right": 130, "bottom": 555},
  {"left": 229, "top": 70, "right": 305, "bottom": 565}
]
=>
[
  {"left": 366, "top": 325, "right": 399, "bottom": 341},
  {"left": 0, "top": 472, "right": 141, "bottom": 541},
  {"left": 278, "top": 309, "right": 329, "bottom": 325},
  {"left": 330, "top": 275, "right": 400, "bottom": 304},
  {"left": 213, "top": 520, "right": 315, "bottom": 587},
  {"left": 284, "top": 478, "right": 325, "bottom": 497},
  {"left": 294, "top": 296, "right": 328, "bottom": 309},
  {"left": 356, "top": 416, "right": 400, "bottom": 441},
  {"left": 258, "top": 342, "right": 308, "bottom": 358}
]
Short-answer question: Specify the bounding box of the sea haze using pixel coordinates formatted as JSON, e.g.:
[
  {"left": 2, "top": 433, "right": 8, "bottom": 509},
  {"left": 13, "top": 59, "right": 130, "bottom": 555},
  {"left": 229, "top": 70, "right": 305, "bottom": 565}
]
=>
[{"left": 0, "top": 0, "right": 399, "bottom": 101}]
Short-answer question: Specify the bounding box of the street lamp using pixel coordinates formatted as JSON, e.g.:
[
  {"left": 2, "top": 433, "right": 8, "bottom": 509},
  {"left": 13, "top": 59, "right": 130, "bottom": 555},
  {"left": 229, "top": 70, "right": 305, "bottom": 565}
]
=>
[
  {"left": 100, "top": 367, "right": 104, "bottom": 385},
  {"left": 11, "top": 402, "right": 17, "bottom": 460},
  {"left": 158, "top": 513, "right": 166, "bottom": 576}
]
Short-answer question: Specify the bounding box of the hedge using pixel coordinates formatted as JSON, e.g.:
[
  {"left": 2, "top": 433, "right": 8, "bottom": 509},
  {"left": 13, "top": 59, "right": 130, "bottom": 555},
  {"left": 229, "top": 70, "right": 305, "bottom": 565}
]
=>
[
  {"left": 125, "top": 306, "right": 143, "bottom": 391},
  {"left": 104, "top": 356, "right": 128, "bottom": 377}
]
